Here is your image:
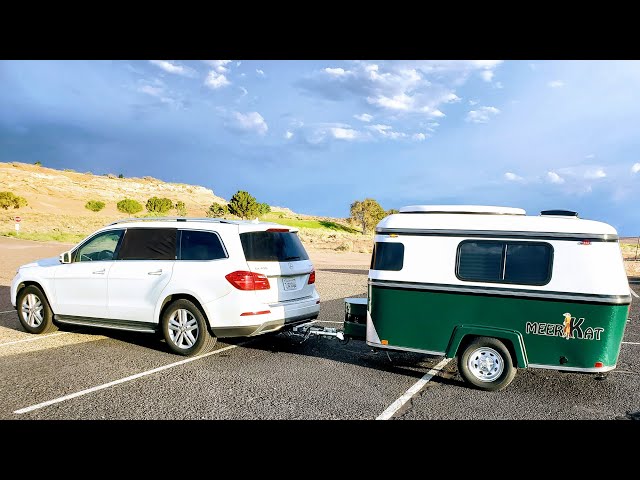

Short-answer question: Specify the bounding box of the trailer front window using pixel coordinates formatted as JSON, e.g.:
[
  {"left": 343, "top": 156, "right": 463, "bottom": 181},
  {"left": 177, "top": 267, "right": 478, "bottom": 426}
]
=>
[{"left": 371, "top": 242, "right": 404, "bottom": 271}]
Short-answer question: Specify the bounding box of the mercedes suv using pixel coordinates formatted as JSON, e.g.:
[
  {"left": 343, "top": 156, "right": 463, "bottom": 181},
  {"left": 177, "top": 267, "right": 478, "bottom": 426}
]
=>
[{"left": 10, "top": 218, "right": 320, "bottom": 356}]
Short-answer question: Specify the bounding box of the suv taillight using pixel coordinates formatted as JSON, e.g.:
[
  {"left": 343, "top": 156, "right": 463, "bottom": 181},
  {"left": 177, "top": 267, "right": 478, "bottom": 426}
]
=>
[
  {"left": 225, "top": 271, "right": 271, "bottom": 290},
  {"left": 308, "top": 270, "right": 316, "bottom": 284}
]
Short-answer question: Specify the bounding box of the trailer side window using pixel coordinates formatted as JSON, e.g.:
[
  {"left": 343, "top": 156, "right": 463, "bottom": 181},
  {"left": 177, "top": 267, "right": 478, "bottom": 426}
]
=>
[
  {"left": 457, "top": 240, "right": 552, "bottom": 285},
  {"left": 371, "top": 242, "right": 404, "bottom": 271}
]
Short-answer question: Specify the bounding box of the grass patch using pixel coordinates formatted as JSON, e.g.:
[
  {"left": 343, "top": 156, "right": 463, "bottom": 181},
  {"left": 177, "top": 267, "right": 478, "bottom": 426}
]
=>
[
  {"left": 261, "top": 214, "right": 360, "bottom": 233},
  {"left": 2, "top": 231, "right": 86, "bottom": 243}
]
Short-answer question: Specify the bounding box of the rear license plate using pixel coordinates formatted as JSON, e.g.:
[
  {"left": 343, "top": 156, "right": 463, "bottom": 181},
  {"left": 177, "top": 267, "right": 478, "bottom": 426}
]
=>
[{"left": 282, "top": 277, "right": 297, "bottom": 291}]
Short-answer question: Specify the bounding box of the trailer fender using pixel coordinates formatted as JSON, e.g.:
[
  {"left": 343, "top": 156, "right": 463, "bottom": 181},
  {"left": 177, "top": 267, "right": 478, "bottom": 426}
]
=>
[{"left": 445, "top": 325, "right": 528, "bottom": 368}]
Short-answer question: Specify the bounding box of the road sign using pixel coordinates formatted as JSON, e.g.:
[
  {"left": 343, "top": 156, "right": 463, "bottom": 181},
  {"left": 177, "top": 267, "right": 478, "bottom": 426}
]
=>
[
  {"left": 15, "top": 216, "right": 21, "bottom": 223},
  {"left": 15, "top": 223, "right": 20, "bottom": 232}
]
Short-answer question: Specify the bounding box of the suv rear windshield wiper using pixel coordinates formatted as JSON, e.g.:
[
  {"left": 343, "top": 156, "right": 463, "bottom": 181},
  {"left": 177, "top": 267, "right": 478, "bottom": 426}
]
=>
[{"left": 284, "top": 256, "right": 301, "bottom": 260}]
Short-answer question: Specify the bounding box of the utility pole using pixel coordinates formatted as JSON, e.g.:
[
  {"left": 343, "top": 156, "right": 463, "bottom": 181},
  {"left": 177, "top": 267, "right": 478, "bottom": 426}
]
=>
[{"left": 635, "top": 235, "right": 639, "bottom": 261}]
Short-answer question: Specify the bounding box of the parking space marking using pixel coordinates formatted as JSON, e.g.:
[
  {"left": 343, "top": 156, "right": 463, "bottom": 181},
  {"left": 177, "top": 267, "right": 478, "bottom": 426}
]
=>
[
  {"left": 0, "top": 331, "right": 71, "bottom": 347},
  {"left": 622, "top": 341, "right": 640, "bottom": 345},
  {"left": 376, "top": 357, "right": 452, "bottom": 420},
  {"left": 14, "top": 343, "right": 241, "bottom": 415},
  {"left": 630, "top": 288, "right": 639, "bottom": 299},
  {"left": 0, "top": 310, "right": 16, "bottom": 315}
]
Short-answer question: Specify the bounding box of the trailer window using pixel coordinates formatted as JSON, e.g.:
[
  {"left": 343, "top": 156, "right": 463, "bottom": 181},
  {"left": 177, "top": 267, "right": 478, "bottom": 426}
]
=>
[
  {"left": 457, "top": 240, "right": 552, "bottom": 285},
  {"left": 371, "top": 242, "right": 404, "bottom": 271}
]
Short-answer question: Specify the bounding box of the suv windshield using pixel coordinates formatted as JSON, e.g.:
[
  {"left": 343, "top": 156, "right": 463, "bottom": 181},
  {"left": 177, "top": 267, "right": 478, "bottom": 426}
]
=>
[{"left": 240, "top": 231, "right": 309, "bottom": 262}]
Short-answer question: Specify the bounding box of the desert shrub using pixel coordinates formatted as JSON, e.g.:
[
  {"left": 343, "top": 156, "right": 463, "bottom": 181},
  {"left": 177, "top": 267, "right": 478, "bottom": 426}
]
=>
[
  {"left": 117, "top": 198, "right": 143, "bottom": 214},
  {"left": 85, "top": 200, "right": 105, "bottom": 212},
  {"left": 146, "top": 196, "right": 173, "bottom": 214},
  {"left": 228, "top": 191, "right": 260, "bottom": 219},
  {"left": 175, "top": 200, "right": 187, "bottom": 216},
  {"left": 63, "top": 168, "right": 76, "bottom": 172},
  {"left": 118, "top": 173, "right": 124, "bottom": 178},
  {"left": 206, "top": 202, "right": 228, "bottom": 218},
  {"left": 0, "top": 191, "right": 28, "bottom": 210},
  {"left": 34, "top": 161, "right": 42, "bottom": 166},
  {"left": 258, "top": 202, "right": 271, "bottom": 215},
  {"left": 278, "top": 213, "right": 285, "bottom": 218}
]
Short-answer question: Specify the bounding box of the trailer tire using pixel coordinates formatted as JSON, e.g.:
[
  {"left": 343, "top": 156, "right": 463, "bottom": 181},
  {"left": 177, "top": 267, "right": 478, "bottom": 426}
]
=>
[{"left": 458, "top": 337, "right": 516, "bottom": 392}]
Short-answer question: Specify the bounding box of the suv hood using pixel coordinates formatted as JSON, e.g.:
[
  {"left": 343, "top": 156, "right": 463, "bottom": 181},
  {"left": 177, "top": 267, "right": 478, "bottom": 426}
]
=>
[{"left": 20, "top": 256, "right": 61, "bottom": 269}]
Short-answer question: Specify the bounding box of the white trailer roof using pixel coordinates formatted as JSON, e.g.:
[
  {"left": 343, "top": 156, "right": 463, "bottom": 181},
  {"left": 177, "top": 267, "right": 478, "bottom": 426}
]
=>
[{"left": 378, "top": 205, "right": 617, "bottom": 237}]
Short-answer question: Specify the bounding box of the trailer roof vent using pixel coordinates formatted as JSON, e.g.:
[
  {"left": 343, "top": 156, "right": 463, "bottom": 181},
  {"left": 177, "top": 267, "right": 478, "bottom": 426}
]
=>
[
  {"left": 399, "top": 205, "right": 526, "bottom": 215},
  {"left": 540, "top": 210, "right": 579, "bottom": 218}
]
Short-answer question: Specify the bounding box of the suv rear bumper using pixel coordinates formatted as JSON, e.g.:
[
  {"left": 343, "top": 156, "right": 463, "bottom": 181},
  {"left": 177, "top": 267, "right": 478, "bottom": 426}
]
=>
[{"left": 210, "top": 295, "right": 320, "bottom": 338}]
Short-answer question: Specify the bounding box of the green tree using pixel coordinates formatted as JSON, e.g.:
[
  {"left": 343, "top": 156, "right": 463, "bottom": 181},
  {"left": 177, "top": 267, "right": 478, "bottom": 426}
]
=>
[
  {"left": 175, "top": 200, "right": 187, "bottom": 216},
  {"left": 258, "top": 202, "right": 271, "bottom": 216},
  {"left": 227, "top": 190, "right": 260, "bottom": 219},
  {"left": 34, "top": 161, "right": 42, "bottom": 166},
  {"left": 118, "top": 173, "right": 124, "bottom": 179},
  {"left": 350, "top": 198, "right": 386, "bottom": 234},
  {"left": 386, "top": 208, "right": 400, "bottom": 215},
  {"left": 117, "top": 198, "right": 143, "bottom": 214},
  {"left": 206, "top": 202, "right": 228, "bottom": 218},
  {"left": 0, "top": 191, "right": 28, "bottom": 210},
  {"left": 146, "top": 196, "right": 173, "bottom": 214},
  {"left": 85, "top": 200, "right": 106, "bottom": 212}
]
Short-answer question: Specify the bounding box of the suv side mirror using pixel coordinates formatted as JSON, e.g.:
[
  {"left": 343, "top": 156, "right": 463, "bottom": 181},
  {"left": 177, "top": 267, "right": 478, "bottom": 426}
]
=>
[{"left": 60, "top": 251, "right": 72, "bottom": 264}]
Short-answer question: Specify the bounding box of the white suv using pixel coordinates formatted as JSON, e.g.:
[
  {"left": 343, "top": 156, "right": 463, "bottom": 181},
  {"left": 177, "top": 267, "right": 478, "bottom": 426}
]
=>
[{"left": 10, "top": 218, "right": 320, "bottom": 356}]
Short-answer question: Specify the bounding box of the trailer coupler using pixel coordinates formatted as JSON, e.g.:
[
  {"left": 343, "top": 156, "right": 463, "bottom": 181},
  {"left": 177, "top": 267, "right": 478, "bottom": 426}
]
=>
[{"left": 285, "top": 322, "right": 346, "bottom": 344}]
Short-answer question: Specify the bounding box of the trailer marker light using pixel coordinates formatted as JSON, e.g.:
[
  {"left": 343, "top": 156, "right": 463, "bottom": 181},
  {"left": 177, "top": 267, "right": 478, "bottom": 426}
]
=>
[
  {"left": 580, "top": 240, "right": 591, "bottom": 245},
  {"left": 389, "top": 234, "right": 398, "bottom": 238},
  {"left": 594, "top": 362, "right": 604, "bottom": 368},
  {"left": 381, "top": 340, "right": 388, "bottom": 345}
]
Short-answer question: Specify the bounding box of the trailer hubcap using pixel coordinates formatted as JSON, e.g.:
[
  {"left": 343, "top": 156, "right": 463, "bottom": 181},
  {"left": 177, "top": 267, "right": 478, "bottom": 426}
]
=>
[{"left": 467, "top": 347, "right": 504, "bottom": 382}]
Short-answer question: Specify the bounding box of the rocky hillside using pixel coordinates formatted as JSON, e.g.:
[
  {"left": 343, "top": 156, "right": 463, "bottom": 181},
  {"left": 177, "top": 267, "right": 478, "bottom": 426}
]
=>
[{"left": 0, "top": 162, "right": 228, "bottom": 217}]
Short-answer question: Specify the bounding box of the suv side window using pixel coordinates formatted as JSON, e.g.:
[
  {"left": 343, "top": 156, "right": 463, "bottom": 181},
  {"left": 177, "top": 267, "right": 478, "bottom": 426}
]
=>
[
  {"left": 75, "top": 230, "right": 124, "bottom": 262},
  {"left": 179, "top": 230, "right": 227, "bottom": 260},
  {"left": 117, "top": 228, "right": 177, "bottom": 261}
]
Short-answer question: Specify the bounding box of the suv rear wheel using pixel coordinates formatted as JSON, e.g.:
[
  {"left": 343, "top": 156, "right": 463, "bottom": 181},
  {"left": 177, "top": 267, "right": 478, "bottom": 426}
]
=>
[{"left": 161, "top": 299, "right": 217, "bottom": 356}]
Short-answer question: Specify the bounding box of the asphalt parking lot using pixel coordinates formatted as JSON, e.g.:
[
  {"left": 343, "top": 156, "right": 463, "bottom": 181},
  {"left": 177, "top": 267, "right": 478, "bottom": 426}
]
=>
[{"left": 1, "top": 238, "right": 639, "bottom": 420}]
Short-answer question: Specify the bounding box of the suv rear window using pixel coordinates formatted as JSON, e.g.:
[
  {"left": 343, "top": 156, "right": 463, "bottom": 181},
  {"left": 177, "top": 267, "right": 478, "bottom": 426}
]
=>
[{"left": 240, "top": 231, "right": 309, "bottom": 262}]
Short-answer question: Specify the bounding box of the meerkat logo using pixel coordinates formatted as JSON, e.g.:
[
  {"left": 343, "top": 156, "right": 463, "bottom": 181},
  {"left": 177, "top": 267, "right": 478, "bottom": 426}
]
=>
[{"left": 525, "top": 313, "right": 604, "bottom": 340}]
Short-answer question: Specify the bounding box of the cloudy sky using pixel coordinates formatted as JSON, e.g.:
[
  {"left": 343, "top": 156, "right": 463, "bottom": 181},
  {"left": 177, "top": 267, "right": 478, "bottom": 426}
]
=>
[{"left": 1, "top": 60, "right": 639, "bottom": 235}]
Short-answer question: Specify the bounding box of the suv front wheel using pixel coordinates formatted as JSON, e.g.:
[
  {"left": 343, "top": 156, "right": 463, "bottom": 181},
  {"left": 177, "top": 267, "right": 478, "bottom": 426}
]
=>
[
  {"left": 16, "top": 285, "right": 58, "bottom": 335},
  {"left": 161, "top": 299, "right": 217, "bottom": 356}
]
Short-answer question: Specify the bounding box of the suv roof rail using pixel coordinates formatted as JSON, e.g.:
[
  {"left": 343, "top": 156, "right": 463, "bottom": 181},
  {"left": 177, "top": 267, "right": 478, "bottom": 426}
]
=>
[{"left": 107, "top": 217, "right": 233, "bottom": 226}]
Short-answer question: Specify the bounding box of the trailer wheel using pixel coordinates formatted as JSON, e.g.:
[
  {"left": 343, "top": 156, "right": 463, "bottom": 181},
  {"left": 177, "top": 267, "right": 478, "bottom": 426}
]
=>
[{"left": 458, "top": 337, "right": 516, "bottom": 392}]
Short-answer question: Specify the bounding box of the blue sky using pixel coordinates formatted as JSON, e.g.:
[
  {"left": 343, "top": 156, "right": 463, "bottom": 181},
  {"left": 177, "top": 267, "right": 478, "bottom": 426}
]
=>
[{"left": 1, "top": 60, "right": 639, "bottom": 235}]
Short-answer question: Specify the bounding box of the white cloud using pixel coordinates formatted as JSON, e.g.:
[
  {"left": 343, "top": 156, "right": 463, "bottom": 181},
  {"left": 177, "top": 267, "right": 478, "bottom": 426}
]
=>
[
  {"left": 632, "top": 163, "right": 640, "bottom": 173},
  {"left": 138, "top": 85, "right": 163, "bottom": 97},
  {"left": 330, "top": 127, "right": 358, "bottom": 140},
  {"left": 300, "top": 60, "right": 501, "bottom": 120},
  {"left": 137, "top": 82, "right": 181, "bottom": 107},
  {"left": 353, "top": 113, "right": 373, "bottom": 122},
  {"left": 585, "top": 153, "right": 595, "bottom": 159},
  {"left": 149, "top": 60, "right": 194, "bottom": 77},
  {"left": 232, "top": 111, "right": 268, "bottom": 135},
  {"left": 504, "top": 172, "right": 524, "bottom": 182},
  {"left": 205, "top": 70, "right": 230, "bottom": 89},
  {"left": 325, "top": 67, "right": 348, "bottom": 76},
  {"left": 203, "top": 60, "right": 232, "bottom": 73},
  {"left": 468, "top": 99, "right": 478, "bottom": 106},
  {"left": 494, "top": 82, "right": 504, "bottom": 89},
  {"left": 584, "top": 168, "right": 606, "bottom": 179},
  {"left": 547, "top": 171, "right": 565, "bottom": 184},
  {"left": 412, "top": 133, "right": 428, "bottom": 141},
  {"left": 239, "top": 87, "right": 248, "bottom": 97},
  {"left": 466, "top": 106, "right": 500, "bottom": 124},
  {"left": 548, "top": 80, "right": 565, "bottom": 88},
  {"left": 236, "top": 61, "right": 242, "bottom": 67},
  {"left": 368, "top": 124, "right": 393, "bottom": 134},
  {"left": 256, "top": 69, "right": 265, "bottom": 76},
  {"left": 480, "top": 70, "right": 494, "bottom": 82},
  {"left": 529, "top": 63, "right": 537, "bottom": 70},
  {"left": 284, "top": 131, "right": 294, "bottom": 140},
  {"left": 366, "top": 124, "right": 410, "bottom": 140}
]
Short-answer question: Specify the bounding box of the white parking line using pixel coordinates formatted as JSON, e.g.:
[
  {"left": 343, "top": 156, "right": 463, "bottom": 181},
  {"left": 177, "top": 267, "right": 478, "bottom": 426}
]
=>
[
  {"left": 376, "top": 357, "right": 452, "bottom": 420},
  {"left": 622, "top": 341, "right": 640, "bottom": 345},
  {"left": 630, "top": 288, "right": 639, "bottom": 299},
  {"left": 0, "top": 332, "right": 71, "bottom": 347},
  {"left": 0, "top": 310, "right": 16, "bottom": 315},
  {"left": 14, "top": 343, "right": 241, "bottom": 414}
]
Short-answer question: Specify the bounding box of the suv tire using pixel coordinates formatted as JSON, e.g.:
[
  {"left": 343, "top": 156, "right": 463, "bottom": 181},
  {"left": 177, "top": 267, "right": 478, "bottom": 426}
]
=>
[{"left": 161, "top": 299, "right": 217, "bottom": 356}]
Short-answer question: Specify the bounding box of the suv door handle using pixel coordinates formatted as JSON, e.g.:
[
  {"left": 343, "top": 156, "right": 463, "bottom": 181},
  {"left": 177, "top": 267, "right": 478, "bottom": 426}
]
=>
[
  {"left": 92, "top": 269, "right": 105, "bottom": 274},
  {"left": 148, "top": 269, "right": 163, "bottom": 275}
]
